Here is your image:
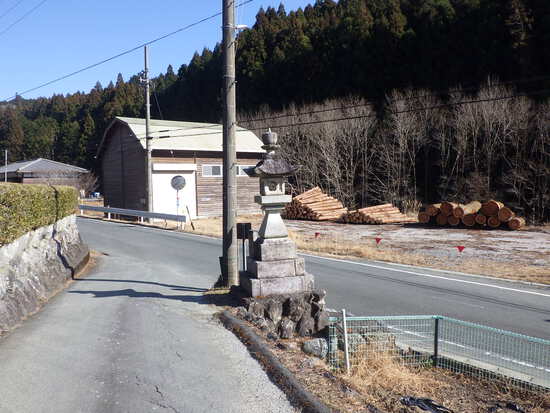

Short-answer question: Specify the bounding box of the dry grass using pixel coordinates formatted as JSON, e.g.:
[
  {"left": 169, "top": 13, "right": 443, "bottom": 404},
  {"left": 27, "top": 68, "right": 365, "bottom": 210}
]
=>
[
  {"left": 339, "top": 352, "right": 550, "bottom": 413},
  {"left": 343, "top": 354, "right": 446, "bottom": 410},
  {"left": 185, "top": 214, "right": 263, "bottom": 237},
  {"left": 289, "top": 231, "right": 550, "bottom": 284},
  {"left": 232, "top": 306, "right": 550, "bottom": 413}
]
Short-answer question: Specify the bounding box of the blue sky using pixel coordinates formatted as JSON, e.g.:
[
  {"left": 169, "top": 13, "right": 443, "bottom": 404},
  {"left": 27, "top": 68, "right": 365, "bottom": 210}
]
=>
[{"left": 0, "top": 0, "right": 312, "bottom": 101}]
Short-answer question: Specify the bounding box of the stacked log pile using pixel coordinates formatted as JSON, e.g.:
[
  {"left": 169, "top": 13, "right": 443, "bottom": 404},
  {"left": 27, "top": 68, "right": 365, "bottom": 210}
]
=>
[
  {"left": 282, "top": 187, "right": 348, "bottom": 221},
  {"left": 340, "top": 204, "right": 417, "bottom": 224},
  {"left": 418, "top": 199, "right": 526, "bottom": 230}
]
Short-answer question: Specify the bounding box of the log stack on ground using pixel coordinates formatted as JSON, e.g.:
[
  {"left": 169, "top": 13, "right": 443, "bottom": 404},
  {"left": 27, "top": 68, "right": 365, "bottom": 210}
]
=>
[
  {"left": 418, "top": 199, "right": 525, "bottom": 230},
  {"left": 340, "top": 204, "right": 416, "bottom": 224},
  {"left": 282, "top": 187, "right": 348, "bottom": 221},
  {"left": 453, "top": 201, "right": 482, "bottom": 218}
]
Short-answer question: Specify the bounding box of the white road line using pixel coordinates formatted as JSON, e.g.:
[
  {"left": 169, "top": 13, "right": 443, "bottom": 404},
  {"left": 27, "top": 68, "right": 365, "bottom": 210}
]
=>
[
  {"left": 81, "top": 218, "right": 550, "bottom": 298},
  {"left": 386, "top": 325, "right": 550, "bottom": 374},
  {"left": 299, "top": 252, "right": 550, "bottom": 298}
]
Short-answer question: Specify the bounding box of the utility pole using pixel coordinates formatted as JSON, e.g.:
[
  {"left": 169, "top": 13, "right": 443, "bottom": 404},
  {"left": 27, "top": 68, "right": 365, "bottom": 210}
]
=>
[
  {"left": 4, "top": 149, "right": 7, "bottom": 182},
  {"left": 144, "top": 45, "right": 153, "bottom": 213},
  {"left": 222, "top": 0, "right": 238, "bottom": 286}
]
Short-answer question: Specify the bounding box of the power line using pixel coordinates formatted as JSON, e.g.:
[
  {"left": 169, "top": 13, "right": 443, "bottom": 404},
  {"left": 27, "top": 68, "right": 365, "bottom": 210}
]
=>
[
  {"left": 151, "top": 81, "right": 163, "bottom": 120},
  {"left": 2, "top": 0, "right": 254, "bottom": 101},
  {"left": 245, "top": 89, "right": 550, "bottom": 131},
  {"left": 0, "top": 0, "right": 25, "bottom": 20},
  {"left": 170, "top": 88, "right": 550, "bottom": 137},
  {"left": 115, "top": 87, "right": 550, "bottom": 143},
  {"left": 0, "top": 0, "right": 46, "bottom": 38},
  {"left": 239, "top": 75, "right": 550, "bottom": 125}
]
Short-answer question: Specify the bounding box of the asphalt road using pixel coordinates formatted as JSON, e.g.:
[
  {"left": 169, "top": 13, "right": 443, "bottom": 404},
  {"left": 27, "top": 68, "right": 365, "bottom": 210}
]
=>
[
  {"left": 1, "top": 218, "right": 548, "bottom": 412},
  {"left": 0, "top": 218, "right": 295, "bottom": 413},
  {"left": 82, "top": 218, "right": 550, "bottom": 340}
]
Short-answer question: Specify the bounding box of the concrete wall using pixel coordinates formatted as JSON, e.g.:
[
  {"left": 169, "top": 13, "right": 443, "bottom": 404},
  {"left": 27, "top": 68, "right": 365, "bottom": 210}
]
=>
[{"left": 0, "top": 215, "right": 89, "bottom": 334}]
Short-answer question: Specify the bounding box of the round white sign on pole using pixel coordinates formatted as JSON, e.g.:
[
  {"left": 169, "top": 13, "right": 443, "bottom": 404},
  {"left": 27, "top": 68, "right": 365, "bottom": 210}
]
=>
[{"left": 171, "top": 175, "right": 186, "bottom": 191}]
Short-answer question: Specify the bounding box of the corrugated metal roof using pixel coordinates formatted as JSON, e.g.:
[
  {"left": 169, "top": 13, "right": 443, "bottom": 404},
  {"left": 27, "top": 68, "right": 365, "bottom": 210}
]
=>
[
  {"left": 0, "top": 158, "right": 88, "bottom": 174},
  {"left": 99, "top": 117, "right": 264, "bottom": 154}
]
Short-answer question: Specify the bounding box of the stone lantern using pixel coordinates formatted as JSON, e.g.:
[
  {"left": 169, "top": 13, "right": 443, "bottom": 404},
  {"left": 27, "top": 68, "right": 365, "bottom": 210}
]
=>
[{"left": 241, "top": 130, "right": 314, "bottom": 297}]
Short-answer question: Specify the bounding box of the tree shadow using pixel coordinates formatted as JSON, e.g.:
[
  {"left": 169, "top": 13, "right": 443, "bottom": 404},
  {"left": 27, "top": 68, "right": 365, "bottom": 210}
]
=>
[
  {"left": 74, "top": 277, "right": 208, "bottom": 292},
  {"left": 69, "top": 288, "right": 205, "bottom": 303},
  {"left": 68, "top": 287, "right": 241, "bottom": 307}
]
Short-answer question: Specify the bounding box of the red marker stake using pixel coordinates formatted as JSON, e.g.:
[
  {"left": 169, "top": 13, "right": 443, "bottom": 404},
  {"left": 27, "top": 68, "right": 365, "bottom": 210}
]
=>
[
  {"left": 457, "top": 246, "right": 465, "bottom": 253},
  {"left": 375, "top": 237, "right": 382, "bottom": 245},
  {"left": 315, "top": 232, "right": 320, "bottom": 239}
]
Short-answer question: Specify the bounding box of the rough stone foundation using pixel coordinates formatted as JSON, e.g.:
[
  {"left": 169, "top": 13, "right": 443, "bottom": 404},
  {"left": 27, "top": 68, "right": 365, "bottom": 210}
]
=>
[
  {"left": 0, "top": 215, "right": 89, "bottom": 333},
  {"left": 235, "top": 290, "right": 329, "bottom": 339}
]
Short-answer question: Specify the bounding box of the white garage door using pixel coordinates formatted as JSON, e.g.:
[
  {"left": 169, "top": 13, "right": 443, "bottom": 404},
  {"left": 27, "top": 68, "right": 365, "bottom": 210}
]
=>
[{"left": 152, "top": 167, "right": 197, "bottom": 219}]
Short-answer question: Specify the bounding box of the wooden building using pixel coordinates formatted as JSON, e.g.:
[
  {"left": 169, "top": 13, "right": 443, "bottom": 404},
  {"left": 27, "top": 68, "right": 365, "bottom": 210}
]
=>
[
  {"left": 0, "top": 158, "right": 88, "bottom": 188},
  {"left": 97, "top": 117, "right": 264, "bottom": 218}
]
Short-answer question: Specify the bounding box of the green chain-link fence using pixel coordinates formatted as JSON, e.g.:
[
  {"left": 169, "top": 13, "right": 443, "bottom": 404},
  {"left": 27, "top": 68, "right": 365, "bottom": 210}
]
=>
[{"left": 328, "top": 314, "right": 550, "bottom": 392}]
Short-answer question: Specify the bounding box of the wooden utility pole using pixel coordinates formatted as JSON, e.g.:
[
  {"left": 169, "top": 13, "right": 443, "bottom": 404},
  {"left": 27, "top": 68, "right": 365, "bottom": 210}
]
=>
[
  {"left": 4, "top": 150, "right": 7, "bottom": 182},
  {"left": 144, "top": 45, "right": 153, "bottom": 213},
  {"left": 222, "top": 0, "right": 238, "bottom": 286}
]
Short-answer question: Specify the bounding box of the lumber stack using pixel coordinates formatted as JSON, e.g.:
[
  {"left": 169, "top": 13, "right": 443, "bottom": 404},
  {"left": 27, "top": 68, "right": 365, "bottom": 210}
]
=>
[
  {"left": 282, "top": 187, "right": 348, "bottom": 221},
  {"left": 418, "top": 199, "right": 525, "bottom": 230},
  {"left": 340, "top": 204, "right": 416, "bottom": 225}
]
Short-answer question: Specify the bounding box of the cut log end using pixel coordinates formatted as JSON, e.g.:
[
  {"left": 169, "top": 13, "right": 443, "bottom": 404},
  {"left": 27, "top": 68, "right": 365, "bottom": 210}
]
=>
[
  {"left": 418, "top": 212, "right": 431, "bottom": 224},
  {"left": 508, "top": 217, "right": 525, "bottom": 230}
]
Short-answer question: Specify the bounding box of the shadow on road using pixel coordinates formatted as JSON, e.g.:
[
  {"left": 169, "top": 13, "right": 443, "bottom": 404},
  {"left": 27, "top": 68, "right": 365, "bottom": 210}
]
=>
[
  {"left": 68, "top": 287, "right": 240, "bottom": 307},
  {"left": 69, "top": 288, "right": 206, "bottom": 302},
  {"left": 73, "top": 277, "right": 207, "bottom": 292}
]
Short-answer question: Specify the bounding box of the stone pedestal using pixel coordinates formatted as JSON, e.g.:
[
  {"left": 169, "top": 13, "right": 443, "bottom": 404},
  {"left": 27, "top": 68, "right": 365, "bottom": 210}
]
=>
[{"left": 240, "top": 237, "right": 314, "bottom": 297}]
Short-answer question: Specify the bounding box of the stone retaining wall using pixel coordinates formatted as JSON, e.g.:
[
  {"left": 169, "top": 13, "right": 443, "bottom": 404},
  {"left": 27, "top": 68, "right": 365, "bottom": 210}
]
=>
[{"left": 0, "top": 215, "right": 89, "bottom": 333}]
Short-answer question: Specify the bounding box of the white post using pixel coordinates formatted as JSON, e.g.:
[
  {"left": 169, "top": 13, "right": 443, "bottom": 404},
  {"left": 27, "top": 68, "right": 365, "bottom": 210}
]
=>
[{"left": 342, "top": 308, "right": 350, "bottom": 375}]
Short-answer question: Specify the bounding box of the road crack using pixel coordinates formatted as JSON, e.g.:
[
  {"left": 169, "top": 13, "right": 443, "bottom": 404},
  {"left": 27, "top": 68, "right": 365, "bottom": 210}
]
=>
[{"left": 148, "top": 399, "right": 180, "bottom": 413}]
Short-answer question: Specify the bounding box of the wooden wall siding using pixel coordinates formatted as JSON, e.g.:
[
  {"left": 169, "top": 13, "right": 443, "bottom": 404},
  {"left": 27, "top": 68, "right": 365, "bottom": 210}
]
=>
[
  {"left": 101, "top": 124, "right": 146, "bottom": 210},
  {"left": 195, "top": 153, "right": 261, "bottom": 217},
  {"left": 102, "top": 135, "right": 261, "bottom": 216}
]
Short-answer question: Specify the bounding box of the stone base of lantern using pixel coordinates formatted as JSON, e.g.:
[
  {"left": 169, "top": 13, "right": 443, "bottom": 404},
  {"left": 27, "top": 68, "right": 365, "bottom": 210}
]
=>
[
  {"left": 240, "top": 235, "right": 313, "bottom": 297},
  {"left": 240, "top": 271, "right": 314, "bottom": 297}
]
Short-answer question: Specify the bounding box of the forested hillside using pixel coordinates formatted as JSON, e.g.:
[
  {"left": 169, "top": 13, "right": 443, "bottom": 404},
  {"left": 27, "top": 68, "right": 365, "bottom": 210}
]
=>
[{"left": 0, "top": 0, "right": 549, "bottom": 219}]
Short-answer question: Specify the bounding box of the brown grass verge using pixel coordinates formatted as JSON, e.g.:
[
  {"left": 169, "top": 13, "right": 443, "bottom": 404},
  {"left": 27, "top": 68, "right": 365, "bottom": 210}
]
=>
[{"left": 288, "top": 232, "right": 550, "bottom": 284}]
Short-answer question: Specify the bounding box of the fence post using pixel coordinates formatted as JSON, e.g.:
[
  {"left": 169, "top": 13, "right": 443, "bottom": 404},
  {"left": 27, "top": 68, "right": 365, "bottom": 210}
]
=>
[
  {"left": 342, "top": 309, "right": 350, "bottom": 375},
  {"left": 433, "top": 316, "right": 440, "bottom": 367}
]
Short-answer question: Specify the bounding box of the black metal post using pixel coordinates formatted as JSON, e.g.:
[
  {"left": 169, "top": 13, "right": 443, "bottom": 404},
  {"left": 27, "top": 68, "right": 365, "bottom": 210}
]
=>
[
  {"left": 242, "top": 238, "right": 246, "bottom": 271},
  {"left": 433, "top": 317, "right": 440, "bottom": 367}
]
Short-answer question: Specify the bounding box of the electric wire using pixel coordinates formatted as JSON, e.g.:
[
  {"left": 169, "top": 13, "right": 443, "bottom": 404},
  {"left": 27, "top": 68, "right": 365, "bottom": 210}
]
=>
[
  {"left": 0, "top": 0, "right": 46, "bottom": 38},
  {"left": 238, "top": 74, "right": 550, "bottom": 125},
  {"left": 120, "top": 87, "right": 550, "bottom": 141},
  {"left": 0, "top": 0, "right": 25, "bottom": 20},
  {"left": 152, "top": 81, "right": 164, "bottom": 120},
  {"left": 2, "top": 0, "right": 254, "bottom": 101}
]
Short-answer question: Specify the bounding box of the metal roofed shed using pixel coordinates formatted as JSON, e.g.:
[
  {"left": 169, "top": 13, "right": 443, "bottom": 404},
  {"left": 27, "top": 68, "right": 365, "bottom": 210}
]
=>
[
  {"left": 0, "top": 158, "right": 89, "bottom": 189},
  {"left": 97, "top": 117, "right": 264, "bottom": 154},
  {"left": 98, "top": 117, "right": 263, "bottom": 219}
]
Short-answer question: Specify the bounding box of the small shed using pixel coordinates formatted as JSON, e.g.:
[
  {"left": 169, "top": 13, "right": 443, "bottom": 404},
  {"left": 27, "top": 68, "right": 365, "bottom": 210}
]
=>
[
  {"left": 0, "top": 158, "right": 89, "bottom": 188},
  {"left": 97, "top": 117, "right": 264, "bottom": 219}
]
